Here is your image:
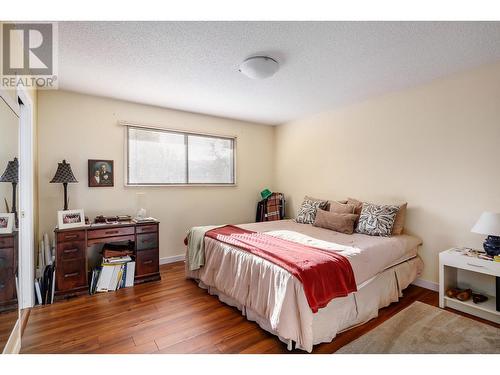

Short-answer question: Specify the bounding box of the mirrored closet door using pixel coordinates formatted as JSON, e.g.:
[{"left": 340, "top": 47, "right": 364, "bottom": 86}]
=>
[{"left": 0, "top": 94, "right": 20, "bottom": 352}]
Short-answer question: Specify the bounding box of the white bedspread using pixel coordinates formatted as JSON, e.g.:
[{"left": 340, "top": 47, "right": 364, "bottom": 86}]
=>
[{"left": 185, "top": 220, "right": 423, "bottom": 352}]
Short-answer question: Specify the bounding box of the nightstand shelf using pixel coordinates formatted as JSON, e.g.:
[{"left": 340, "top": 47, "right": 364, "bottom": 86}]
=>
[
  {"left": 443, "top": 295, "right": 498, "bottom": 317},
  {"left": 439, "top": 248, "right": 500, "bottom": 324}
]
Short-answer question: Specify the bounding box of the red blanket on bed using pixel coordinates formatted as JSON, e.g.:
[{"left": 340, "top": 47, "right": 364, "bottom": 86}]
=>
[{"left": 205, "top": 225, "right": 357, "bottom": 313}]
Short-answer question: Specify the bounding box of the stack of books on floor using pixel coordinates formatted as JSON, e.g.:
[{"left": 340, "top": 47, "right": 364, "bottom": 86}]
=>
[{"left": 90, "top": 255, "right": 135, "bottom": 294}]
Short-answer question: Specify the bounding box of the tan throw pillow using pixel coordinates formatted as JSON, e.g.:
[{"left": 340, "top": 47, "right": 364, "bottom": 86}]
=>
[
  {"left": 391, "top": 203, "right": 407, "bottom": 235},
  {"left": 313, "top": 209, "right": 358, "bottom": 234},
  {"left": 346, "top": 197, "right": 363, "bottom": 215},
  {"left": 329, "top": 201, "right": 356, "bottom": 214}
]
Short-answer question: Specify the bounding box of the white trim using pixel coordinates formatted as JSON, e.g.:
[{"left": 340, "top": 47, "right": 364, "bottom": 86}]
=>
[
  {"left": 122, "top": 122, "right": 238, "bottom": 187},
  {"left": 17, "top": 84, "right": 35, "bottom": 309},
  {"left": 160, "top": 254, "right": 185, "bottom": 265},
  {"left": 2, "top": 319, "right": 21, "bottom": 354},
  {"left": 412, "top": 277, "right": 439, "bottom": 292},
  {"left": 118, "top": 120, "right": 237, "bottom": 140}
]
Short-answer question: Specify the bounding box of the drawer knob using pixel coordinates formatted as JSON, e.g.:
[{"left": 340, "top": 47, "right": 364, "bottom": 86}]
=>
[
  {"left": 63, "top": 248, "right": 79, "bottom": 254},
  {"left": 105, "top": 230, "right": 119, "bottom": 235},
  {"left": 143, "top": 260, "right": 153, "bottom": 265},
  {"left": 64, "top": 272, "right": 80, "bottom": 278},
  {"left": 64, "top": 234, "right": 78, "bottom": 240}
]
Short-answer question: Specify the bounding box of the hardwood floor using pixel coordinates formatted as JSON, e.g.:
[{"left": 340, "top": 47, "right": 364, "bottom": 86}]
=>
[{"left": 21, "top": 261, "right": 496, "bottom": 354}]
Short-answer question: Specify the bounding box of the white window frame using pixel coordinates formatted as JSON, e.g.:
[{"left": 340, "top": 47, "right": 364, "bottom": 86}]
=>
[{"left": 122, "top": 121, "right": 237, "bottom": 187}]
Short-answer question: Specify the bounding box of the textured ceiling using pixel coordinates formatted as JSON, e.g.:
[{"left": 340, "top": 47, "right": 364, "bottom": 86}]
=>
[{"left": 58, "top": 21, "right": 500, "bottom": 125}]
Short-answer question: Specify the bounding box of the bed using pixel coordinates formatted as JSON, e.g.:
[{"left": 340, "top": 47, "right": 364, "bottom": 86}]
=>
[{"left": 185, "top": 219, "right": 423, "bottom": 352}]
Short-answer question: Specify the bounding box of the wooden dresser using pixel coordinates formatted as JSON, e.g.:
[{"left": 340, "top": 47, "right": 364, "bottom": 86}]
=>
[
  {"left": 0, "top": 232, "right": 18, "bottom": 312},
  {"left": 55, "top": 221, "right": 160, "bottom": 299}
]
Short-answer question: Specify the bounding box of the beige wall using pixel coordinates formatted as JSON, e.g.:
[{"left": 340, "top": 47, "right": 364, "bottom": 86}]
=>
[
  {"left": 275, "top": 62, "right": 500, "bottom": 284},
  {"left": 37, "top": 90, "right": 275, "bottom": 260}
]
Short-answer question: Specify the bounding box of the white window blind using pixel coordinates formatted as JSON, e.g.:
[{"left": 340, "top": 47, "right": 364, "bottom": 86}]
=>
[{"left": 127, "top": 126, "right": 235, "bottom": 185}]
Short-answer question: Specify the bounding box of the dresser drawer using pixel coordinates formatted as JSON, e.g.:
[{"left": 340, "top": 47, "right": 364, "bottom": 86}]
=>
[
  {"left": 136, "top": 249, "right": 159, "bottom": 277},
  {"left": 0, "top": 248, "right": 14, "bottom": 269},
  {"left": 88, "top": 226, "right": 135, "bottom": 239},
  {"left": 57, "top": 241, "right": 86, "bottom": 261},
  {"left": 57, "top": 230, "right": 86, "bottom": 243},
  {"left": 0, "top": 267, "right": 15, "bottom": 302},
  {"left": 136, "top": 232, "right": 158, "bottom": 251},
  {"left": 0, "top": 237, "right": 14, "bottom": 249},
  {"left": 136, "top": 224, "right": 158, "bottom": 234},
  {"left": 57, "top": 259, "right": 86, "bottom": 291}
]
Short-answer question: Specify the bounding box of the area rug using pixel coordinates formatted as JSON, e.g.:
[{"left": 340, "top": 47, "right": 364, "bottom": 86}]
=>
[{"left": 336, "top": 301, "right": 499, "bottom": 354}]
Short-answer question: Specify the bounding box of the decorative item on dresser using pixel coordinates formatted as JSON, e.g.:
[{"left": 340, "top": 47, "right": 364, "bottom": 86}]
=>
[
  {"left": 57, "top": 209, "right": 86, "bottom": 230},
  {"left": 50, "top": 160, "right": 78, "bottom": 211},
  {"left": 0, "top": 158, "right": 19, "bottom": 227},
  {"left": 54, "top": 220, "right": 160, "bottom": 300},
  {"left": 439, "top": 248, "right": 500, "bottom": 324},
  {"left": 0, "top": 213, "right": 15, "bottom": 235},
  {"left": 0, "top": 231, "right": 18, "bottom": 312},
  {"left": 471, "top": 211, "right": 500, "bottom": 256}
]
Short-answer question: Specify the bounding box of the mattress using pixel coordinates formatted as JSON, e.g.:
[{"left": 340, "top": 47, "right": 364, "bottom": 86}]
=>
[
  {"left": 238, "top": 220, "right": 422, "bottom": 285},
  {"left": 186, "top": 220, "right": 423, "bottom": 352}
]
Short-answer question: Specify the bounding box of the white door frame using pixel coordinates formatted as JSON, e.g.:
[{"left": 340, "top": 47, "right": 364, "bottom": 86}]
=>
[{"left": 17, "top": 84, "right": 35, "bottom": 309}]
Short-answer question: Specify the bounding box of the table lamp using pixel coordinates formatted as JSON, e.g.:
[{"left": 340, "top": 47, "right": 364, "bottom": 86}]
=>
[
  {"left": 0, "top": 157, "right": 19, "bottom": 227},
  {"left": 50, "top": 159, "right": 78, "bottom": 210},
  {"left": 471, "top": 211, "right": 500, "bottom": 256}
]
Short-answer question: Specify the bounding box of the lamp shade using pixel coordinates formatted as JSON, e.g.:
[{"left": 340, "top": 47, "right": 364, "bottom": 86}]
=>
[
  {"left": 471, "top": 212, "right": 500, "bottom": 237},
  {"left": 50, "top": 160, "right": 78, "bottom": 183},
  {"left": 0, "top": 157, "right": 18, "bottom": 184}
]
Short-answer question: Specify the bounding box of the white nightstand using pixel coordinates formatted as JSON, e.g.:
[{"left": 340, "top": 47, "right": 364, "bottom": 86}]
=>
[{"left": 439, "top": 248, "right": 500, "bottom": 324}]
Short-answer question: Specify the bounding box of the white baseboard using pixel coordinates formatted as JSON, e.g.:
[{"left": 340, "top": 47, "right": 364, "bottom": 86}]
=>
[
  {"left": 412, "top": 278, "right": 439, "bottom": 292},
  {"left": 2, "top": 319, "right": 20, "bottom": 354},
  {"left": 160, "top": 254, "right": 185, "bottom": 265}
]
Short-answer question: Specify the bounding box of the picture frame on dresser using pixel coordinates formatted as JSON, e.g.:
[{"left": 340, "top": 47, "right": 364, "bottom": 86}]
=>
[
  {"left": 0, "top": 213, "right": 14, "bottom": 234},
  {"left": 57, "top": 209, "right": 86, "bottom": 230}
]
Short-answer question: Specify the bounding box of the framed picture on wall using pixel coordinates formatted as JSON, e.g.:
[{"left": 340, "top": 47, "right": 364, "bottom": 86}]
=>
[
  {"left": 0, "top": 213, "right": 14, "bottom": 234},
  {"left": 57, "top": 209, "right": 86, "bottom": 229},
  {"left": 88, "top": 159, "right": 114, "bottom": 187}
]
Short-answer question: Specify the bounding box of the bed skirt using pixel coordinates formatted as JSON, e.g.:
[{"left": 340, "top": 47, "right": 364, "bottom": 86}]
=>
[{"left": 188, "top": 256, "right": 423, "bottom": 352}]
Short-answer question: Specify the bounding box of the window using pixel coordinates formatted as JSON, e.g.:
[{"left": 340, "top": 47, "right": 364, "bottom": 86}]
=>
[{"left": 127, "top": 126, "right": 235, "bottom": 185}]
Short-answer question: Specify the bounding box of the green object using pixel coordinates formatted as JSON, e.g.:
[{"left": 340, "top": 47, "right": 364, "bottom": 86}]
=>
[
  {"left": 260, "top": 188, "right": 272, "bottom": 200},
  {"left": 186, "top": 225, "right": 224, "bottom": 271}
]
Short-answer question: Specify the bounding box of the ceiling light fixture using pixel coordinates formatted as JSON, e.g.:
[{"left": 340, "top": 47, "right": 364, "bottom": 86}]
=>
[{"left": 238, "top": 56, "right": 279, "bottom": 79}]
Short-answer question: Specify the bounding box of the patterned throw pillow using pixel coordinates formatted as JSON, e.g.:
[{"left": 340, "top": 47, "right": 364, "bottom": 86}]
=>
[
  {"left": 355, "top": 203, "right": 400, "bottom": 236},
  {"left": 295, "top": 197, "right": 328, "bottom": 224}
]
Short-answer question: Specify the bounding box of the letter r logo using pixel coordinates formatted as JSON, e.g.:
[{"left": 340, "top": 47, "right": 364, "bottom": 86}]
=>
[{"left": 2, "top": 23, "right": 53, "bottom": 76}]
